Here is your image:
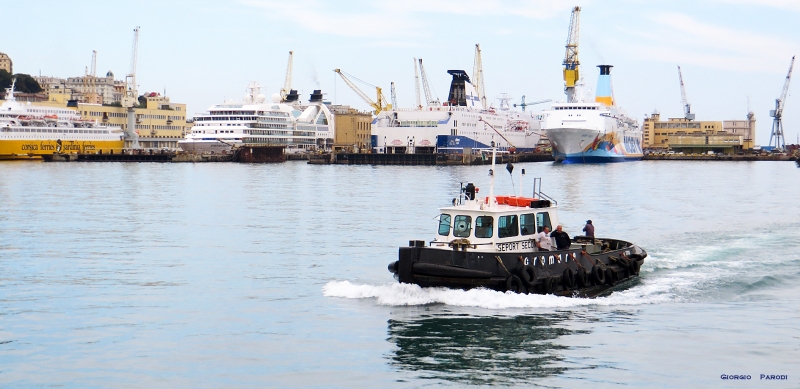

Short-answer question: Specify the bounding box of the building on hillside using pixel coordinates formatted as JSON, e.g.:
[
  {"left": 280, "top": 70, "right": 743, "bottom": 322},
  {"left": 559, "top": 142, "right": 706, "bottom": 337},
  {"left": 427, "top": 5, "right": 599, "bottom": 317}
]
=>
[
  {"left": 0, "top": 52, "right": 11, "bottom": 73},
  {"left": 35, "top": 72, "right": 125, "bottom": 105},
  {"left": 329, "top": 105, "right": 372, "bottom": 153},
  {"left": 642, "top": 112, "right": 756, "bottom": 154},
  {"left": 33, "top": 92, "right": 189, "bottom": 150}
]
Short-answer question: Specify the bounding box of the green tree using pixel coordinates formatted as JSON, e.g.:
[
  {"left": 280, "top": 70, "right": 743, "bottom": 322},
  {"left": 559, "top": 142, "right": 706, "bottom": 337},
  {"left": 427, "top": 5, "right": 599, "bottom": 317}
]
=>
[{"left": 0, "top": 70, "right": 43, "bottom": 93}]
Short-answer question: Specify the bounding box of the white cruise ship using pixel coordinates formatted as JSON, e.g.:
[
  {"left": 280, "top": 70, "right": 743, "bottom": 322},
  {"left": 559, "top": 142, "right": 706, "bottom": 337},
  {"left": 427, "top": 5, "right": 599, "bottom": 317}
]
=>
[
  {"left": 542, "top": 65, "right": 642, "bottom": 163},
  {"left": 372, "top": 70, "right": 541, "bottom": 154},
  {"left": 178, "top": 83, "right": 334, "bottom": 154}
]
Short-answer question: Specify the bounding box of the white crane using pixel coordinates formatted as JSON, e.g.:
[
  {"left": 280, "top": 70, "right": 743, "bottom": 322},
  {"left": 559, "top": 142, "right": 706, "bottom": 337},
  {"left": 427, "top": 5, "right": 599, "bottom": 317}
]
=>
[
  {"left": 390, "top": 81, "right": 397, "bottom": 109},
  {"left": 418, "top": 58, "right": 439, "bottom": 106},
  {"left": 769, "top": 55, "right": 795, "bottom": 149},
  {"left": 413, "top": 57, "right": 422, "bottom": 109},
  {"left": 120, "top": 27, "right": 141, "bottom": 149},
  {"left": 677, "top": 65, "right": 695, "bottom": 120},
  {"left": 280, "top": 51, "right": 293, "bottom": 102},
  {"left": 333, "top": 68, "right": 391, "bottom": 114},
  {"left": 473, "top": 44, "right": 487, "bottom": 108}
]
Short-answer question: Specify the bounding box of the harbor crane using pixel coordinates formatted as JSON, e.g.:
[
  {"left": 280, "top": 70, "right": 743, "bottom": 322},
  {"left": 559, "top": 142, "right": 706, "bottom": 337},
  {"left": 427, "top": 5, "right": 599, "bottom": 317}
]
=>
[
  {"left": 563, "top": 6, "right": 581, "bottom": 103},
  {"left": 83, "top": 50, "right": 100, "bottom": 105},
  {"left": 473, "top": 44, "right": 487, "bottom": 108},
  {"left": 333, "top": 68, "right": 391, "bottom": 114},
  {"left": 514, "top": 96, "right": 552, "bottom": 112},
  {"left": 413, "top": 58, "right": 422, "bottom": 109},
  {"left": 677, "top": 65, "right": 695, "bottom": 120},
  {"left": 120, "top": 27, "right": 141, "bottom": 149},
  {"left": 280, "top": 51, "right": 293, "bottom": 102},
  {"left": 418, "top": 58, "right": 440, "bottom": 106},
  {"left": 769, "top": 55, "right": 795, "bottom": 149}
]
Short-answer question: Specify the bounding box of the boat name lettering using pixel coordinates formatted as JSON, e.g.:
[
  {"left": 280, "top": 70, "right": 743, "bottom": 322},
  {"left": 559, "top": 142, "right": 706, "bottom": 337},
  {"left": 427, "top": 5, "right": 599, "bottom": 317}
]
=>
[
  {"left": 549, "top": 255, "right": 555, "bottom": 265},
  {"left": 64, "top": 144, "right": 81, "bottom": 151},
  {"left": 523, "top": 257, "right": 530, "bottom": 265},
  {"left": 40, "top": 143, "right": 55, "bottom": 151},
  {"left": 496, "top": 242, "right": 520, "bottom": 252},
  {"left": 83, "top": 144, "right": 96, "bottom": 151},
  {"left": 21, "top": 144, "right": 39, "bottom": 151}
]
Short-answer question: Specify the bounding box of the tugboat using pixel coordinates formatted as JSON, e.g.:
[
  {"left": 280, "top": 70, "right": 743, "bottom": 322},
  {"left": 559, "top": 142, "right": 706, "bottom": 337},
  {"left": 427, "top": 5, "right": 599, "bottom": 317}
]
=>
[{"left": 388, "top": 143, "right": 647, "bottom": 297}]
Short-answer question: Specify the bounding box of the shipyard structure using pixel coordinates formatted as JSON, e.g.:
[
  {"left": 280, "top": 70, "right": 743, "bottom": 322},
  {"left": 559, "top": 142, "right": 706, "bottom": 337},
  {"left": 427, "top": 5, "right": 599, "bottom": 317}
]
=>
[{"left": 642, "top": 112, "right": 755, "bottom": 154}]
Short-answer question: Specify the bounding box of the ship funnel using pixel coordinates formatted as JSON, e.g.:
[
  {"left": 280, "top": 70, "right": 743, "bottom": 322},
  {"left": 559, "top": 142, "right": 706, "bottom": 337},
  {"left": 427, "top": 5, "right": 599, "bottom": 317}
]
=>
[
  {"left": 284, "top": 89, "right": 300, "bottom": 102},
  {"left": 446, "top": 70, "right": 483, "bottom": 109},
  {"left": 309, "top": 89, "right": 324, "bottom": 103},
  {"left": 595, "top": 65, "right": 614, "bottom": 107}
]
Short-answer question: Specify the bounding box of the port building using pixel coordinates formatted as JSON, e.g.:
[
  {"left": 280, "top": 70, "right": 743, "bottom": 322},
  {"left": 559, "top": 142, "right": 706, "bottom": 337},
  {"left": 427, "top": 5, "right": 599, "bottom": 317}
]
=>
[
  {"left": 642, "top": 112, "right": 755, "bottom": 154},
  {"left": 330, "top": 105, "right": 372, "bottom": 153},
  {"left": 0, "top": 52, "right": 11, "bottom": 74}
]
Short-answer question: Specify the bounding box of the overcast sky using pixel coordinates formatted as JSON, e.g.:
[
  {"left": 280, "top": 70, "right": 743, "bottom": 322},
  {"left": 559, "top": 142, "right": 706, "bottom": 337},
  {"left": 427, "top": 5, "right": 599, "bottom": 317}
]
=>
[{"left": 2, "top": 0, "right": 798, "bottom": 145}]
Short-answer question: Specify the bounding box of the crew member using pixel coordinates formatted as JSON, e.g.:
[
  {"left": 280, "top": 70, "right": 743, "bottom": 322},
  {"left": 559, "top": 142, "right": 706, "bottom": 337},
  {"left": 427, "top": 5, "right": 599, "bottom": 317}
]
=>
[
  {"left": 551, "top": 225, "right": 571, "bottom": 250},
  {"left": 583, "top": 220, "right": 595, "bottom": 238},
  {"left": 536, "top": 226, "right": 552, "bottom": 251}
]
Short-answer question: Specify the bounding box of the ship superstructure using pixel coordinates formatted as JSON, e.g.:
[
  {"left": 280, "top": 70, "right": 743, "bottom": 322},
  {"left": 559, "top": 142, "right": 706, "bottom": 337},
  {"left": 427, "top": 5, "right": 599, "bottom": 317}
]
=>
[{"left": 0, "top": 80, "right": 124, "bottom": 160}]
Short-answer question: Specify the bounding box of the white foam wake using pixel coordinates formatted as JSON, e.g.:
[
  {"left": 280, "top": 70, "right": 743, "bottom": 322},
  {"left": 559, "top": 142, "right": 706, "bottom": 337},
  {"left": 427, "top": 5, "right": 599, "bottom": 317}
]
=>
[{"left": 322, "top": 279, "right": 674, "bottom": 309}]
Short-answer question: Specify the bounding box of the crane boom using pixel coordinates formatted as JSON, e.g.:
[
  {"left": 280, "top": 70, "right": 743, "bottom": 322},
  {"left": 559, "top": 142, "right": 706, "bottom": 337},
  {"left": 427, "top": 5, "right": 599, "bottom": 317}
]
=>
[
  {"left": 418, "top": 58, "right": 438, "bottom": 106},
  {"left": 281, "top": 51, "right": 293, "bottom": 101},
  {"left": 677, "top": 65, "right": 694, "bottom": 120},
  {"left": 768, "top": 55, "right": 795, "bottom": 149},
  {"left": 413, "top": 57, "right": 422, "bottom": 109},
  {"left": 390, "top": 81, "right": 397, "bottom": 109},
  {"left": 563, "top": 6, "right": 581, "bottom": 103},
  {"left": 333, "top": 69, "right": 390, "bottom": 114},
  {"left": 473, "top": 44, "right": 487, "bottom": 108},
  {"left": 121, "top": 27, "right": 141, "bottom": 149}
]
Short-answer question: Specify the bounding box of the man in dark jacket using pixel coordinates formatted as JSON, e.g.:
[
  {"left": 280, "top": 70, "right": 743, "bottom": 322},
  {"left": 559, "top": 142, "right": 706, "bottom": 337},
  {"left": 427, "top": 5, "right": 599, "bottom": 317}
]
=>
[
  {"left": 551, "top": 225, "right": 571, "bottom": 250},
  {"left": 583, "top": 220, "right": 595, "bottom": 237}
]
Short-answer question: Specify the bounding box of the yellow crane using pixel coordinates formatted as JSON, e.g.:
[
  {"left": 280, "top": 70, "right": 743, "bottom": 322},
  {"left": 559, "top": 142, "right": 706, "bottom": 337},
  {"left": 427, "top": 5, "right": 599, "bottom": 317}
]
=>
[
  {"left": 333, "top": 69, "right": 391, "bottom": 114},
  {"left": 563, "top": 6, "right": 581, "bottom": 102}
]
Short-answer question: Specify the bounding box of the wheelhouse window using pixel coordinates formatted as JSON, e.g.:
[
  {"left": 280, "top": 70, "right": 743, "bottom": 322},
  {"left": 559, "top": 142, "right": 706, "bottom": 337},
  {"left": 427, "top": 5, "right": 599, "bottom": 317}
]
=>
[
  {"left": 452, "top": 215, "right": 472, "bottom": 238},
  {"left": 536, "top": 212, "right": 552, "bottom": 233},
  {"left": 520, "top": 213, "right": 536, "bottom": 236},
  {"left": 498, "top": 215, "right": 519, "bottom": 238},
  {"left": 438, "top": 214, "right": 451, "bottom": 236},
  {"left": 475, "top": 216, "right": 493, "bottom": 238}
]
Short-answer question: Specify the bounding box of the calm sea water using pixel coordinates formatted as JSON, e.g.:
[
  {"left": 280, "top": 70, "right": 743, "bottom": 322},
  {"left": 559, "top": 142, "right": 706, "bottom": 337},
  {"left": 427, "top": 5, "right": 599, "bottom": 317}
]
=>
[{"left": 1, "top": 160, "right": 799, "bottom": 388}]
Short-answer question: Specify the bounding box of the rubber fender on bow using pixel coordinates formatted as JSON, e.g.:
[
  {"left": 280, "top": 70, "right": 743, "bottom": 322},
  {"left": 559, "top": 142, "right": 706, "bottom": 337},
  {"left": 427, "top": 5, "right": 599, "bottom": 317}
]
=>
[
  {"left": 518, "top": 265, "right": 537, "bottom": 287},
  {"left": 606, "top": 268, "right": 618, "bottom": 285},
  {"left": 562, "top": 268, "right": 576, "bottom": 289},
  {"left": 592, "top": 265, "right": 606, "bottom": 284},
  {"left": 505, "top": 275, "right": 525, "bottom": 294},
  {"left": 576, "top": 267, "right": 588, "bottom": 287}
]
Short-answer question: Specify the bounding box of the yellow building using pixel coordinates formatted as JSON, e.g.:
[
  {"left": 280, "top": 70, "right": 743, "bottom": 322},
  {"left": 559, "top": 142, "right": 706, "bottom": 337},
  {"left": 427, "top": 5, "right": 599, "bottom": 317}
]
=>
[
  {"left": 0, "top": 52, "right": 11, "bottom": 73},
  {"left": 36, "top": 92, "right": 189, "bottom": 149},
  {"left": 642, "top": 112, "right": 755, "bottom": 154},
  {"left": 331, "top": 105, "right": 372, "bottom": 153}
]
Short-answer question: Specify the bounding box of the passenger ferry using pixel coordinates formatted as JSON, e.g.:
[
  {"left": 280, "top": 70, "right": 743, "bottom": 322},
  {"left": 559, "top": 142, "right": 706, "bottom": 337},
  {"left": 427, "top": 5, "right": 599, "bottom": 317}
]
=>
[
  {"left": 372, "top": 70, "right": 541, "bottom": 154},
  {"left": 0, "top": 80, "right": 124, "bottom": 160},
  {"left": 179, "top": 83, "right": 333, "bottom": 154},
  {"left": 542, "top": 65, "right": 642, "bottom": 163},
  {"left": 388, "top": 144, "right": 647, "bottom": 296}
]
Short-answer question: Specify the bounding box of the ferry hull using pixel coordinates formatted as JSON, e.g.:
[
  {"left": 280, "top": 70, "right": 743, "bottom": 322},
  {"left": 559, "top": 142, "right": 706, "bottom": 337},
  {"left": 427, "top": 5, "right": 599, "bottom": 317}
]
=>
[
  {"left": 390, "top": 238, "right": 646, "bottom": 297},
  {"left": 546, "top": 127, "right": 642, "bottom": 163},
  {"left": 177, "top": 140, "right": 240, "bottom": 154},
  {"left": 0, "top": 139, "right": 125, "bottom": 160}
]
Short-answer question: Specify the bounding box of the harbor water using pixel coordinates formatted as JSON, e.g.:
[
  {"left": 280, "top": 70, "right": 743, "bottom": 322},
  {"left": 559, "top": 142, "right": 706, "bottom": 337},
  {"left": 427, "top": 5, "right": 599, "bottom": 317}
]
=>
[{"left": 1, "top": 160, "right": 799, "bottom": 387}]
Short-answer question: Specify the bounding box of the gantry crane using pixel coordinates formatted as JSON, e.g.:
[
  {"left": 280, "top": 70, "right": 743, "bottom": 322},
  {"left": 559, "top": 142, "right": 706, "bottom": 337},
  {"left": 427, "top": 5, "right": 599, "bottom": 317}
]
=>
[
  {"left": 120, "top": 27, "right": 141, "bottom": 149},
  {"left": 563, "top": 6, "right": 581, "bottom": 103},
  {"left": 418, "top": 58, "right": 439, "bottom": 106},
  {"left": 333, "top": 69, "right": 391, "bottom": 114},
  {"left": 769, "top": 55, "right": 795, "bottom": 149},
  {"left": 676, "top": 66, "right": 695, "bottom": 120},
  {"left": 280, "top": 51, "right": 293, "bottom": 102},
  {"left": 413, "top": 57, "right": 422, "bottom": 109},
  {"left": 473, "top": 44, "right": 487, "bottom": 108}
]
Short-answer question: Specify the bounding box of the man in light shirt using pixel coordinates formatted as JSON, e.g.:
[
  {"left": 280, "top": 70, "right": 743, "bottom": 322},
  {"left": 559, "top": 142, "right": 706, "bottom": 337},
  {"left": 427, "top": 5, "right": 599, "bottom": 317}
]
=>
[{"left": 536, "top": 226, "right": 552, "bottom": 251}]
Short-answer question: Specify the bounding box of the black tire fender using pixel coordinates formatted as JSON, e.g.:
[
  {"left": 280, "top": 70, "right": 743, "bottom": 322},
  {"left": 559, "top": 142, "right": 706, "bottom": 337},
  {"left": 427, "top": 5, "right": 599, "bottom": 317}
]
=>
[
  {"left": 518, "top": 265, "right": 537, "bottom": 287},
  {"left": 576, "top": 267, "right": 588, "bottom": 287},
  {"left": 562, "top": 268, "right": 576, "bottom": 289},
  {"left": 592, "top": 265, "right": 606, "bottom": 284},
  {"left": 505, "top": 275, "right": 525, "bottom": 294}
]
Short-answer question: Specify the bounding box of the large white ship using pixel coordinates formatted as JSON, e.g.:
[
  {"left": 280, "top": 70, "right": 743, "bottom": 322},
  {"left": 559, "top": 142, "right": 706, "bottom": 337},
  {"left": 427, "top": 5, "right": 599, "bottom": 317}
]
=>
[
  {"left": 372, "top": 70, "right": 542, "bottom": 154},
  {"left": 0, "top": 80, "right": 124, "bottom": 160},
  {"left": 179, "top": 83, "right": 334, "bottom": 154},
  {"left": 543, "top": 66, "right": 642, "bottom": 163}
]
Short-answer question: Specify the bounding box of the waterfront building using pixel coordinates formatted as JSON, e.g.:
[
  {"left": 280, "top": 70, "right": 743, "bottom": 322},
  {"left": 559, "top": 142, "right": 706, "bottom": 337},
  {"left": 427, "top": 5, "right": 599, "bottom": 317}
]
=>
[
  {"left": 0, "top": 52, "right": 11, "bottom": 74},
  {"left": 35, "top": 72, "right": 126, "bottom": 106},
  {"left": 330, "top": 105, "right": 372, "bottom": 153},
  {"left": 32, "top": 92, "right": 189, "bottom": 150},
  {"left": 642, "top": 112, "right": 756, "bottom": 154}
]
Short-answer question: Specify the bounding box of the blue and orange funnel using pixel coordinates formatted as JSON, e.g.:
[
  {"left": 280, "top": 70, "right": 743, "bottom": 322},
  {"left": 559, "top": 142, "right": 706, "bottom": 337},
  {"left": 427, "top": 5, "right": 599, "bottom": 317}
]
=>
[{"left": 595, "top": 65, "right": 614, "bottom": 106}]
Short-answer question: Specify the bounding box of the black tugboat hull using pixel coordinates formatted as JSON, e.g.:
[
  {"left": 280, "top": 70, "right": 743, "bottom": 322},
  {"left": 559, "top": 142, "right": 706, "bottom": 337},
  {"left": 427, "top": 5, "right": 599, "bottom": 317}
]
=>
[{"left": 390, "top": 239, "right": 646, "bottom": 298}]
